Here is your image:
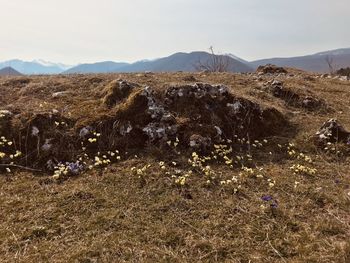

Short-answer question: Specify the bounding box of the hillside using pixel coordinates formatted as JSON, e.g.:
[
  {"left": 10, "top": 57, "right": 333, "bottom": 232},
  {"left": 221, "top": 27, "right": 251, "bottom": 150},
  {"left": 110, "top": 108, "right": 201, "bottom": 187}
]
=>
[
  {"left": 251, "top": 48, "right": 350, "bottom": 73},
  {"left": 119, "top": 52, "right": 253, "bottom": 72},
  {"left": 64, "top": 61, "right": 129, "bottom": 74},
  {"left": 0, "top": 69, "right": 349, "bottom": 262},
  {"left": 65, "top": 52, "right": 253, "bottom": 74},
  {"left": 0, "top": 66, "right": 23, "bottom": 76}
]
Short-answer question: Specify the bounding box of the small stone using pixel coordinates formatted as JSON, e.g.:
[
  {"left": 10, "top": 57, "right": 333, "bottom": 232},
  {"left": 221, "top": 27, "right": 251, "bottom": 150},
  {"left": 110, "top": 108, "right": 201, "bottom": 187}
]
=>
[{"left": 52, "top": 91, "right": 69, "bottom": 98}]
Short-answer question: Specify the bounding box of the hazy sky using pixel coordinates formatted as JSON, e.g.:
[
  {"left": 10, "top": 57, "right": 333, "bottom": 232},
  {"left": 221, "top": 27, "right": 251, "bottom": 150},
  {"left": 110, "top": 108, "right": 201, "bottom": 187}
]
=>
[{"left": 0, "top": 0, "right": 349, "bottom": 64}]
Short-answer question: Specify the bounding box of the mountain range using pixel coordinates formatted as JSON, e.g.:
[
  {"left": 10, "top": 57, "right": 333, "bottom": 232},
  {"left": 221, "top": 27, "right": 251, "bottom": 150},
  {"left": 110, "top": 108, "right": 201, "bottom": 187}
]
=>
[
  {"left": 0, "top": 59, "right": 71, "bottom": 75},
  {"left": 64, "top": 52, "right": 253, "bottom": 74},
  {"left": 1, "top": 48, "right": 349, "bottom": 75},
  {"left": 251, "top": 48, "right": 350, "bottom": 72}
]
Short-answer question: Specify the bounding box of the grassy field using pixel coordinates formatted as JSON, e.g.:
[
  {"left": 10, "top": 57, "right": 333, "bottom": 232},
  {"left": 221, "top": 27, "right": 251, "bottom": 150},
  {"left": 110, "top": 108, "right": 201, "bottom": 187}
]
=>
[{"left": 0, "top": 71, "right": 349, "bottom": 262}]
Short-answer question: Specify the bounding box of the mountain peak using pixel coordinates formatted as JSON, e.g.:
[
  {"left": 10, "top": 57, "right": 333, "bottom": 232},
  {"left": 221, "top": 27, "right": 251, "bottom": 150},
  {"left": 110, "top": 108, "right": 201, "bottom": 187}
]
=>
[{"left": 0, "top": 66, "right": 23, "bottom": 76}]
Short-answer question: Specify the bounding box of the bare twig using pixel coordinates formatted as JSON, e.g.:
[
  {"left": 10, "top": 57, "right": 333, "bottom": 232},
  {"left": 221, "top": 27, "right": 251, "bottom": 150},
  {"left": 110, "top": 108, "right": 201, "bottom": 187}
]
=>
[
  {"left": 194, "top": 46, "right": 231, "bottom": 72},
  {"left": 266, "top": 233, "right": 287, "bottom": 263},
  {"left": 0, "top": 164, "right": 42, "bottom": 172},
  {"left": 325, "top": 55, "right": 336, "bottom": 74}
]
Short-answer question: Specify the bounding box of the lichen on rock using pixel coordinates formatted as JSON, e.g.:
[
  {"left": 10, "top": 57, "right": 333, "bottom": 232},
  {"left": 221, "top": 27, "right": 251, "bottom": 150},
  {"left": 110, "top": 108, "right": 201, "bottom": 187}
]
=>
[{"left": 315, "top": 119, "right": 350, "bottom": 145}]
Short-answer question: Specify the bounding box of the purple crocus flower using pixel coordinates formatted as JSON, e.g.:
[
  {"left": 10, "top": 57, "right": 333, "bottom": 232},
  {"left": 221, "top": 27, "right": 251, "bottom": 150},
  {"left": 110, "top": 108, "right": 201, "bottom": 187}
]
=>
[
  {"left": 66, "top": 161, "right": 84, "bottom": 175},
  {"left": 270, "top": 200, "right": 278, "bottom": 208},
  {"left": 261, "top": 195, "right": 273, "bottom": 201}
]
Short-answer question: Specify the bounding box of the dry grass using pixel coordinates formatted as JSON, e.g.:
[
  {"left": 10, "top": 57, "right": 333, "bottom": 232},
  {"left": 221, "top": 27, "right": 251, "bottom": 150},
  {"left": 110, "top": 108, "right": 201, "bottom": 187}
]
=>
[{"left": 0, "top": 71, "right": 350, "bottom": 262}]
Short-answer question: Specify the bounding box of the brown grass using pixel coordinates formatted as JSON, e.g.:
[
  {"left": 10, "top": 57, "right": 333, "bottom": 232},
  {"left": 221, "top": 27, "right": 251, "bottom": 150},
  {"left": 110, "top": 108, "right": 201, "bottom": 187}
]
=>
[{"left": 0, "top": 71, "right": 349, "bottom": 262}]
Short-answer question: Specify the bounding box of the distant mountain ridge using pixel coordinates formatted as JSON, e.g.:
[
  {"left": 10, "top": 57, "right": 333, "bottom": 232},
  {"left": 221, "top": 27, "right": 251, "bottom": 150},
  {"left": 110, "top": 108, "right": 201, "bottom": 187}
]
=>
[
  {"left": 0, "top": 59, "right": 70, "bottom": 75},
  {"left": 64, "top": 52, "right": 253, "bottom": 74},
  {"left": 32, "top": 59, "right": 72, "bottom": 70},
  {"left": 64, "top": 61, "right": 129, "bottom": 74},
  {"left": 1, "top": 48, "right": 350, "bottom": 74},
  {"left": 250, "top": 48, "right": 350, "bottom": 73}
]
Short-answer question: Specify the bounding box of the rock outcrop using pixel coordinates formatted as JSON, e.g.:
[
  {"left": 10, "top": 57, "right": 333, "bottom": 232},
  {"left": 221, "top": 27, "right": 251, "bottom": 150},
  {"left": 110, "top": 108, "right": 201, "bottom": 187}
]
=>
[
  {"left": 1, "top": 82, "right": 289, "bottom": 169},
  {"left": 257, "top": 64, "right": 287, "bottom": 75},
  {"left": 315, "top": 119, "right": 350, "bottom": 145}
]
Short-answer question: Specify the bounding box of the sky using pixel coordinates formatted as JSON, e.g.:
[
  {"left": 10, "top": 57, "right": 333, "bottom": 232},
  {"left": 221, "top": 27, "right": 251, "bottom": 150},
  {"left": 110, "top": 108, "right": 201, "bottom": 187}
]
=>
[{"left": 0, "top": 0, "right": 349, "bottom": 64}]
